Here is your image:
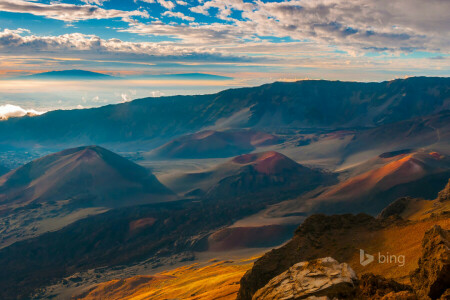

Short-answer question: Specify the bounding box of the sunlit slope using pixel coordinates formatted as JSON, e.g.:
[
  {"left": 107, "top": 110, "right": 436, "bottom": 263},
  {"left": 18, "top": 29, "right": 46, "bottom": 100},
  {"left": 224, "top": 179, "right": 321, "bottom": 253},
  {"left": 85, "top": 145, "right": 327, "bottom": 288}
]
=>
[
  {"left": 75, "top": 261, "right": 253, "bottom": 300},
  {"left": 314, "top": 150, "right": 450, "bottom": 213}
]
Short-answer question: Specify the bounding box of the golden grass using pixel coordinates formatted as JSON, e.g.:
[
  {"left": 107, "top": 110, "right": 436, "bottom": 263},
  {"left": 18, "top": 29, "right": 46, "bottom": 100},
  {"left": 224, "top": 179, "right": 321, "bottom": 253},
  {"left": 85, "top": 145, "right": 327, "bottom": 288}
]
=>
[
  {"left": 75, "top": 261, "right": 252, "bottom": 300},
  {"left": 348, "top": 218, "right": 450, "bottom": 283}
]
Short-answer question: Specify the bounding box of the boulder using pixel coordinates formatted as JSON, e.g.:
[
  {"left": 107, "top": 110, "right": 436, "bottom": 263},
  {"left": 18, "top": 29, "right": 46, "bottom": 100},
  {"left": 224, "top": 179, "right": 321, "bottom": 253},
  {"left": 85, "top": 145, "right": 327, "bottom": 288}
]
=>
[
  {"left": 410, "top": 225, "right": 450, "bottom": 299},
  {"left": 252, "top": 257, "right": 358, "bottom": 300}
]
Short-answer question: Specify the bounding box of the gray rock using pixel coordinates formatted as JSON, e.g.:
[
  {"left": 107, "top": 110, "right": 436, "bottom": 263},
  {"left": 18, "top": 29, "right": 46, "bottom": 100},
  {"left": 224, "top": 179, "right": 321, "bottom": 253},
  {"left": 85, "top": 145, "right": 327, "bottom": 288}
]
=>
[{"left": 252, "top": 257, "right": 357, "bottom": 300}]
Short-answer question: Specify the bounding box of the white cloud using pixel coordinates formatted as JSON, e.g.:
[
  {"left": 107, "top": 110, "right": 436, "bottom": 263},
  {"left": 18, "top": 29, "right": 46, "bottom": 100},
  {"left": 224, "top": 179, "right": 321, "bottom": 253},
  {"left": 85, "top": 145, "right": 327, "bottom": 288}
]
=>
[
  {"left": 163, "top": 11, "right": 194, "bottom": 21},
  {"left": 150, "top": 91, "right": 165, "bottom": 97},
  {"left": 80, "top": 0, "right": 109, "bottom": 5},
  {"left": 187, "top": 0, "right": 450, "bottom": 53},
  {"left": 120, "top": 93, "right": 131, "bottom": 102},
  {"left": 0, "top": 104, "right": 45, "bottom": 120},
  {"left": 0, "top": 0, "right": 148, "bottom": 22},
  {"left": 0, "top": 29, "right": 237, "bottom": 61}
]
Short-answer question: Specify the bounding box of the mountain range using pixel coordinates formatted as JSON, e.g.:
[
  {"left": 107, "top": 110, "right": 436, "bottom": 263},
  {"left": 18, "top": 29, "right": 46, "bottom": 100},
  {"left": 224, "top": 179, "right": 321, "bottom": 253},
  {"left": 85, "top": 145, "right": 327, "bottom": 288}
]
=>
[
  {"left": 0, "top": 76, "right": 450, "bottom": 299},
  {"left": 1, "top": 77, "right": 449, "bottom": 150}
]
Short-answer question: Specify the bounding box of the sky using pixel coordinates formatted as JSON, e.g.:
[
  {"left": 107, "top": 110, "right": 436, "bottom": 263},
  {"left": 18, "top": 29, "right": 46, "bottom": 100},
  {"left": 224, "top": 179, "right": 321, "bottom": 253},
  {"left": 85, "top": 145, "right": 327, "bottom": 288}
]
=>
[{"left": 0, "top": 0, "right": 449, "bottom": 114}]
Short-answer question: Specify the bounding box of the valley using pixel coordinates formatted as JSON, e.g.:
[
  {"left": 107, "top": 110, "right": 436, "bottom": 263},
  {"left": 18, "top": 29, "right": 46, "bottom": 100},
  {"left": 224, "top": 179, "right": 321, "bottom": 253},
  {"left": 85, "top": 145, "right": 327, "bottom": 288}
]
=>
[{"left": 0, "top": 77, "right": 449, "bottom": 299}]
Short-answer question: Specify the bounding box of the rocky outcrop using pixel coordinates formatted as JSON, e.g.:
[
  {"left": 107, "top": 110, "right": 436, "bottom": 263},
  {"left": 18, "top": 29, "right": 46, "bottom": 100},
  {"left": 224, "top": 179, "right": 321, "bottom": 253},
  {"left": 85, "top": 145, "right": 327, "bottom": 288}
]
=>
[
  {"left": 237, "top": 213, "right": 383, "bottom": 300},
  {"left": 252, "top": 257, "right": 358, "bottom": 300},
  {"left": 437, "top": 180, "right": 450, "bottom": 202},
  {"left": 410, "top": 225, "right": 450, "bottom": 299},
  {"left": 378, "top": 197, "right": 414, "bottom": 219},
  {"left": 358, "top": 274, "right": 415, "bottom": 300}
]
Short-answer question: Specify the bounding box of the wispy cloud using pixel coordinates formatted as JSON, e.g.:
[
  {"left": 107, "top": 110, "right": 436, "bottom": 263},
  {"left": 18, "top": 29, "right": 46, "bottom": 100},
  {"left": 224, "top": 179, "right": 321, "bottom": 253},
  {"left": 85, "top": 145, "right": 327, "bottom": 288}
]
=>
[
  {"left": 0, "top": 29, "right": 250, "bottom": 63},
  {"left": 0, "top": 0, "right": 148, "bottom": 22}
]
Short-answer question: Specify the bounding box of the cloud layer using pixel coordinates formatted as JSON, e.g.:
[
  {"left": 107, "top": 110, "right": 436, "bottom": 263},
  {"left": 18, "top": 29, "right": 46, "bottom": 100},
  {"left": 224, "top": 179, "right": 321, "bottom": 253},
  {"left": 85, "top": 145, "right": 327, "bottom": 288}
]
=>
[{"left": 0, "top": 104, "right": 45, "bottom": 120}]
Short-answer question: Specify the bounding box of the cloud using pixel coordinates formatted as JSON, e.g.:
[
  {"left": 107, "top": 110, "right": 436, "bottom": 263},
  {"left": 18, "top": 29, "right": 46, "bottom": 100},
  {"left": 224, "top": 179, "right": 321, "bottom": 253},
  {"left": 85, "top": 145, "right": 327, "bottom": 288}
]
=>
[
  {"left": 157, "top": 0, "right": 175, "bottom": 10},
  {"left": 0, "top": 29, "right": 249, "bottom": 63},
  {"left": 0, "top": 104, "right": 45, "bottom": 120},
  {"left": 80, "top": 0, "right": 109, "bottom": 5},
  {"left": 150, "top": 91, "right": 165, "bottom": 97},
  {"left": 186, "top": 0, "right": 450, "bottom": 53},
  {"left": 123, "top": 20, "right": 249, "bottom": 44},
  {"left": 138, "top": 0, "right": 175, "bottom": 10},
  {"left": 0, "top": 0, "right": 148, "bottom": 22},
  {"left": 163, "top": 11, "right": 194, "bottom": 21}
]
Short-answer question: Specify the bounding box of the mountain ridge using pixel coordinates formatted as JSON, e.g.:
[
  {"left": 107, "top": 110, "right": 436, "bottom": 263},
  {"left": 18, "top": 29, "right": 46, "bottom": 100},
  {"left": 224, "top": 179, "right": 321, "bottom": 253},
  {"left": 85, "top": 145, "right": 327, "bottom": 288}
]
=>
[{"left": 1, "top": 77, "right": 449, "bottom": 149}]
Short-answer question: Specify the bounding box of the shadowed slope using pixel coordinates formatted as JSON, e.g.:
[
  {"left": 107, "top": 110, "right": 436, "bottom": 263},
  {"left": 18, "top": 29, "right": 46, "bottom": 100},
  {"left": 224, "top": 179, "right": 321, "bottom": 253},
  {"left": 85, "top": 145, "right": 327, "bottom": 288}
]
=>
[
  {"left": 148, "top": 129, "right": 281, "bottom": 159},
  {"left": 1, "top": 77, "right": 449, "bottom": 149}
]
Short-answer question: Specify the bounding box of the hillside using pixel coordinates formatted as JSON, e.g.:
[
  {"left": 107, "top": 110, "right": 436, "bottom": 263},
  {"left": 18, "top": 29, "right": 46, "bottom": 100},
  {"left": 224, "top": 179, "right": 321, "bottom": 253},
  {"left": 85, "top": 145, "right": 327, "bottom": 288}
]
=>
[
  {"left": 164, "top": 151, "right": 335, "bottom": 199},
  {"left": 297, "top": 150, "right": 450, "bottom": 215},
  {"left": 148, "top": 129, "right": 281, "bottom": 159},
  {"left": 341, "top": 110, "right": 450, "bottom": 164},
  {"left": 74, "top": 260, "right": 252, "bottom": 300},
  {"left": 0, "top": 146, "right": 174, "bottom": 210},
  {"left": 0, "top": 187, "right": 290, "bottom": 299},
  {"left": 237, "top": 180, "right": 450, "bottom": 300},
  {"left": 1, "top": 77, "right": 449, "bottom": 149},
  {"left": 65, "top": 180, "right": 450, "bottom": 300}
]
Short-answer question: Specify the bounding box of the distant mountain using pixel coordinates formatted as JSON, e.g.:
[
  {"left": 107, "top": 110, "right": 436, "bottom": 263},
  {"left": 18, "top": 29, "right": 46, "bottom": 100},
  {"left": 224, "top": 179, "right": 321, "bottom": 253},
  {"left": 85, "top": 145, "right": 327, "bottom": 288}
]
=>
[
  {"left": 166, "top": 151, "right": 335, "bottom": 199},
  {"left": 24, "top": 70, "right": 113, "bottom": 80},
  {"left": 148, "top": 129, "right": 281, "bottom": 159},
  {"left": 0, "top": 145, "right": 174, "bottom": 210},
  {"left": 1, "top": 77, "right": 449, "bottom": 149}
]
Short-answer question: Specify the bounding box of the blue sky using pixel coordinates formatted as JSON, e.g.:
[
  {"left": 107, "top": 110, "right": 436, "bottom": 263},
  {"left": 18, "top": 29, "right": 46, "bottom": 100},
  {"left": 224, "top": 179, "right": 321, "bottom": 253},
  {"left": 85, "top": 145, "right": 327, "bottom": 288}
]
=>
[{"left": 0, "top": 0, "right": 449, "bottom": 114}]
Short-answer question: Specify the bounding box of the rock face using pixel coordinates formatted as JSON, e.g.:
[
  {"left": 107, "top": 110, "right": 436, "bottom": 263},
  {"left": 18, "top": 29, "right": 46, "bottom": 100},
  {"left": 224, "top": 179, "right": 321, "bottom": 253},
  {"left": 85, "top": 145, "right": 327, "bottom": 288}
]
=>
[
  {"left": 410, "top": 225, "right": 450, "bottom": 299},
  {"left": 438, "top": 180, "right": 450, "bottom": 202},
  {"left": 237, "top": 213, "right": 382, "bottom": 300},
  {"left": 378, "top": 197, "right": 415, "bottom": 219},
  {"left": 358, "top": 274, "right": 415, "bottom": 300},
  {"left": 252, "top": 257, "right": 358, "bottom": 300}
]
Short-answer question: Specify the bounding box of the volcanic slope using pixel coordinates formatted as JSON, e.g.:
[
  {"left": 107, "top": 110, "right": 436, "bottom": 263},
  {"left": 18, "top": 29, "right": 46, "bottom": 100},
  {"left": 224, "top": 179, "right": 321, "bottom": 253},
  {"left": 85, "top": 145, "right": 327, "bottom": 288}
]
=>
[
  {"left": 310, "top": 150, "right": 450, "bottom": 214},
  {"left": 148, "top": 129, "right": 281, "bottom": 159},
  {"left": 163, "top": 151, "right": 335, "bottom": 199},
  {"left": 0, "top": 145, "right": 174, "bottom": 210}
]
